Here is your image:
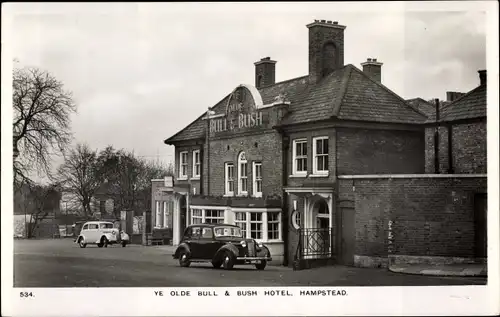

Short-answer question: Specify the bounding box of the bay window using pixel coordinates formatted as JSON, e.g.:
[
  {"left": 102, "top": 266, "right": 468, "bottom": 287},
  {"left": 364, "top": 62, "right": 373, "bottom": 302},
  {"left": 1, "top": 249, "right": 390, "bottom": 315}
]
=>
[
  {"left": 225, "top": 163, "right": 235, "bottom": 196},
  {"left": 179, "top": 151, "right": 188, "bottom": 179},
  {"left": 233, "top": 209, "right": 282, "bottom": 242},
  {"left": 190, "top": 208, "right": 225, "bottom": 225},
  {"left": 253, "top": 162, "right": 262, "bottom": 197},
  {"left": 192, "top": 150, "right": 201, "bottom": 178},
  {"left": 292, "top": 139, "right": 308, "bottom": 175},
  {"left": 313, "top": 137, "right": 329, "bottom": 175},
  {"left": 238, "top": 152, "right": 248, "bottom": 195}
]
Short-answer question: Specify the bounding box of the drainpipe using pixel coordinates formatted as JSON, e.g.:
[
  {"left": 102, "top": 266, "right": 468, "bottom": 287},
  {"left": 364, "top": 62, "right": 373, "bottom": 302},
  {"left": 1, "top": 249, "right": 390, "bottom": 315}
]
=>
[
  {"left": 206, "top": 108, "right": 215, "bottom": 195},
  {"left": 434, "top": 99, "right": 440, "bottom": 174},
  {"left": 280, "top": 130, "right": 290, "bottom": 266}
]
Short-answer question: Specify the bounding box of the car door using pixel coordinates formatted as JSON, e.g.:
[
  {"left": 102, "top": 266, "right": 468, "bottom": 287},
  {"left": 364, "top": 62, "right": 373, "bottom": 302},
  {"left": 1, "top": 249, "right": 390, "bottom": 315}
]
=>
[
  {"left": 81, "top": 224, "right": 89, "bottom": 240},
  {"left": 198, "top": 227, "right": 219, "bottom": 259},
  {"left": 186, "top": 226, "right": 201, "bottom": 258},
  {"left": 88, "top": 223, "right": 99, "bottom": 242}
]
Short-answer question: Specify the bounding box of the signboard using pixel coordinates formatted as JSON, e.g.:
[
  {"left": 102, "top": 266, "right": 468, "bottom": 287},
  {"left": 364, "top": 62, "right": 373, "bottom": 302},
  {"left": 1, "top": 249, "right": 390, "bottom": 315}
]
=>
[
  {"left": 209, "top": 85, "right": 264, "bottom": 134},
  {"left": 164, "top": 176, "right": 174, "bottom": 188}
]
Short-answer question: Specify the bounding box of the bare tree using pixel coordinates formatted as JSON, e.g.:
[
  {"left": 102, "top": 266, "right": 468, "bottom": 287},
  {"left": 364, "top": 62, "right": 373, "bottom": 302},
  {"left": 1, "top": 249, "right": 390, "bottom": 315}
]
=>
[
  {"left": 22, "top": 183, "right": 61, "bottom": 239},
  {"left": 13, "top": 65, "right": 76, "bottom": 186},
  {"left": 57, "top": 143, "right": 100, "bottom": 218}
]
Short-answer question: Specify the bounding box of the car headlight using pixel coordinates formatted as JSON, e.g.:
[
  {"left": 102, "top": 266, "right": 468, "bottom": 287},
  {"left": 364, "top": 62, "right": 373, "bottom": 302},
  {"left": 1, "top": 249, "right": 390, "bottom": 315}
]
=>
[{"left": 240, "top": 241, "right": 247, "bottom": 248}]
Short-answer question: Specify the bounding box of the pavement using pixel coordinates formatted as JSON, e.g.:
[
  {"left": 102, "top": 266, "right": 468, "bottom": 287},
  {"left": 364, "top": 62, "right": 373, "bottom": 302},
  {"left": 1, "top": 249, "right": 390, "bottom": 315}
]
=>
[
  {"left": 389, "top": 263, "right": 487, "bottom": 277},
  {"left": 13, "top": 239, "right": 487, "bottom": 287}
]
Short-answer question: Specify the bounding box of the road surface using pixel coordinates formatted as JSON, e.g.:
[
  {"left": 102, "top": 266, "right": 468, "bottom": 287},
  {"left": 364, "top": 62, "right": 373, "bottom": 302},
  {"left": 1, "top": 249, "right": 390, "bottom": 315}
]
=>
[{"left": 13, "top": 239, "right": 487, "bottom": 287}]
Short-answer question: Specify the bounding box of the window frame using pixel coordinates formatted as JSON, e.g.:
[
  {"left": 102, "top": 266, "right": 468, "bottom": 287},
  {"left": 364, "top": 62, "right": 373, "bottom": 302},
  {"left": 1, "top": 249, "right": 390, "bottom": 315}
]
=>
[
  {"left": 155, "top": 200, "right": 162, "bottom": 228},
  {"left": 232, "top": 209, "right": 282, "bottom": 242},
  {"left": 252, "top": 162, "right": 263, "bottom": 198},
  {"left": 192, "top": 150, "right": 201, "bottom": 179},
  {"left": 189, "top": 207, "right": 226, "bottom": 225},
  {"left": 238, "top": 152, "right": 248, "bottom": 196},
  {"left": 225, "top": 163, "right": 235, "bottom": 196},
  {"left": 312, "top": 136, "right": 329, "bottom": 175},
  {"left": 292, "top": 139, "right": 308, "bottom": 175},
  {"left": 178, "top": 151, "right": 189, "bottom": 180}
]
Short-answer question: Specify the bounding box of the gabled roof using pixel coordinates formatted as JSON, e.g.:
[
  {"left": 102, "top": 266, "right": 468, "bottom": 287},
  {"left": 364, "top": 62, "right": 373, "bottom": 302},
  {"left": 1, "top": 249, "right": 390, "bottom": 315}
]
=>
[
  {"left": 406, "top": 98, "right": 436, "bottom": 117},
  {"left": 165, "top": 64, "right": 428, "bottom": 143},
  {"left": 431, "top": 84, "right": 487, "bottom": 123}
]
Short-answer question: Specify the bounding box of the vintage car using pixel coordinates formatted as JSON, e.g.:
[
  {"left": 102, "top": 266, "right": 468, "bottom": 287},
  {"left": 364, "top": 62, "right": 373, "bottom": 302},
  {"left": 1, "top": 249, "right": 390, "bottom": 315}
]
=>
[
  {"left": 75, "top": 221, "right": 130, "bottom": 248},
  {"left": 173, "top": 223, "right": 272, "bottom": 270}
]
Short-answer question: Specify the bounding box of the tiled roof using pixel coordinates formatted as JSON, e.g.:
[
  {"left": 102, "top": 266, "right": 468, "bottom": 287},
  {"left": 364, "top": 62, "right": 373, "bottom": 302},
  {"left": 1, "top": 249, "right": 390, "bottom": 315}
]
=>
[
  {"left": 433, "top": 84, "right": 487, "bottom": 123},
  {"left": 406, "top": 98, "right": 436, "bottom": 117},
  {"left": 165, "top": 64, "right": 428, "bottom": 143}
]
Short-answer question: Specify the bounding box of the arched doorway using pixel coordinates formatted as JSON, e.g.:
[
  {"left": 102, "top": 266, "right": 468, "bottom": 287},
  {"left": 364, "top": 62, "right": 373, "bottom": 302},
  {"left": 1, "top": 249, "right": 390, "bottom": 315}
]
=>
[{"left": 313, "top": 199, "right": 330, "bottom": 230}]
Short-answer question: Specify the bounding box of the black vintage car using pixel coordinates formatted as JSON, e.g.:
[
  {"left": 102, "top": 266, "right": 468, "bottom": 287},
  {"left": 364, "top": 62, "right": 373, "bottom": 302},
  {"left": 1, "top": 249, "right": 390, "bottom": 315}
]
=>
[{"left": 172, "top": 223, "right": 272, "bottom": 270}]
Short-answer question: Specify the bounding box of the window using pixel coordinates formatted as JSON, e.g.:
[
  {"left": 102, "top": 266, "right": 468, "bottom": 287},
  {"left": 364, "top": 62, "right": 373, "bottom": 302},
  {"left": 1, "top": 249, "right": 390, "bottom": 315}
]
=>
[
  {"left": 250, "top": 212, "right": 263, "bottom": 239},
  {"left": 225, "top": 163, "right": 235, "bottom": 196},
  {"left": 82, "top": 224, "right": 89, "bottom": 230},
  {"left": 202, "top": 228, "right": 213, "bottom": 239},
  {"left": 192, "top": 150, "right": 201, "bottom": 178},
  {"left": 100, "top": 223, "right": 113, "bottom": 229},
  {"left": 238, "top": 152, "right": 248, "bottom": 195},
  {"left": 179, "top": 151, "right": 188, "bottom": 179},
  {"left": 293, "top": 139, "right": 308, "bottom": 174},
  {"left": 205, "top": 209, "right": 225, "bottom": 224},
  {"left": 190, "top": 208, "right": 225, "bottom": 225},
  {"left": 313, "top": 137, "right": 329, "bottom": 174},
  {"left": 89, "top": 224, "right": 99, "bottom": 230},
  {"left": 191, "top": 209, "right": 203, "bottom": 224},
  {"left": 163, "top": 201, "right": 169, "bottom": 228},
  {"left": 233, "top": 209, "right": 282, "bottom": 242},
  {"left": 267, "top": 212, "right": 280, "bottom": 240},
  {"left": 253, "top": 162, "right": 262, "bottom": 197},
  {"left": 155, "top": 201, "right": 162, "bottom": 228}
]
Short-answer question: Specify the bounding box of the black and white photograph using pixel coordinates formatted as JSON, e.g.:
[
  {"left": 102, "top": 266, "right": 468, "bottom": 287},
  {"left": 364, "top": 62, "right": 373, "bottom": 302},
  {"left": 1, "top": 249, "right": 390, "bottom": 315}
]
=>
[{"left": 2, "top": 2, "right": 499, "bottom": 316}]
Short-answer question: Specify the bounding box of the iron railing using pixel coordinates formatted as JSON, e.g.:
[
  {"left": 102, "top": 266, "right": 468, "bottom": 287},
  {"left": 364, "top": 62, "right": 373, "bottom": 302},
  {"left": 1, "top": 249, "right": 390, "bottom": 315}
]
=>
[{"left": 296, "top": 227, "right": 335, "bottom": 259}]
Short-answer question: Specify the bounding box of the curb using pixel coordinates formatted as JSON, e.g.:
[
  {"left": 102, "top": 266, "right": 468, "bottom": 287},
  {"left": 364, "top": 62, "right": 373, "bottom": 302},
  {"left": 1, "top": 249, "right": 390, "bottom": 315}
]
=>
[{"left": 389, "top": 266, "right": 487, "bottom": 277}]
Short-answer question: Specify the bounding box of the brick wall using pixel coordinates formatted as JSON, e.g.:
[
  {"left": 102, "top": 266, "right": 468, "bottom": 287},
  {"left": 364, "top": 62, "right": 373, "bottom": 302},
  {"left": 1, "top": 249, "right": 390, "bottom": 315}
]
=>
[
  {"left": 338, "top": 176, "right": 487, "bottom": 260},
  {"left": 205, "top": 131, "right": 283, "bottom": 197},
  {"left": 452, "top": 122, "right": 487, "bottom": 174},
  {"left": 425, "top": 127, "right": 450, "bottom": 173},
  {"left": 337, "top": 128, "right": 425, "bottom": 175},
  {"left": 287, "top": 128, "right": 337, "bottom": 187}
]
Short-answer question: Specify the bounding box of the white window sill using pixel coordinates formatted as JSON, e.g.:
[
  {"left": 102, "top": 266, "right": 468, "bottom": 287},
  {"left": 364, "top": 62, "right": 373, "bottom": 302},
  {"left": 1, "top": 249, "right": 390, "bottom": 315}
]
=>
[
  {"left": 265, "top": 240, "right": 284, "bottom": 244},
  {"left": 309, "top": 173, "right": 329, "bottom": 178},
  {"left": 237, "top": 193, "right": 249, "bottom": 197},
  {"left": 177, "top": 176, "right": 188, "bottom": 181},
  {"left": 223, "top": 194, "right": 235, "bottom": 197},
  {"left": 253, "top": 194, "right": 263, "bottom": 198},
  {"left": 191, "top": 176, "right": 200, "bottom": 180},
  {"left": 289, "top": 174, "right": 308, "bottom": 178}
]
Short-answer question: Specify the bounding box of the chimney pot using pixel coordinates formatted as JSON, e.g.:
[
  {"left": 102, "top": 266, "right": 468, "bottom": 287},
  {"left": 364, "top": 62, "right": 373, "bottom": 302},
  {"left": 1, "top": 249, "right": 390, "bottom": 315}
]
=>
[
  {"left": 361, "top": 58, "right": 383, "bottom": 83},
  {"left": 373, "top": 58, "right": 377, "bottom": 62},
  {"left": 333, "top": 21, "right": 338, "bottom": 25},
  {"left": 327, "top": 20, "right": 332, "bottom": 24}
]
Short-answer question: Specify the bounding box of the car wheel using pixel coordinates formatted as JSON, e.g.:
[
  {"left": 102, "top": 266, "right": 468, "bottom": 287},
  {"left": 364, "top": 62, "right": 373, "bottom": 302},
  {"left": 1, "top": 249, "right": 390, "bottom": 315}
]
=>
[
  {"left": 212, "top": 260, "right": 222, "bottom": 269},
  {"left": 255, "top": 260, "right": 267, "bottom": 270},
  {"left": 121, "top": 241, "right": 127, "bottom": 247},
  {"left": 78, "top": 238, "right": 87, "bottom": 248},
  {"left": 179, "top": 251, "right": 191, "bottom": 267},
  {"left": 222, "top": 251, "right": 235, "bottom": 270}
]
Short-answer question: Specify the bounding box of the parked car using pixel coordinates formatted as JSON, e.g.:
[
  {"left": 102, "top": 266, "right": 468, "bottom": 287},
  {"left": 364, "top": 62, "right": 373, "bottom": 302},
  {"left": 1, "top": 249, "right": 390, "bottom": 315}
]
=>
[
  {"left": 173, "top": 223, "right": 272, "bottom": 270},
  {"left": 75, "top": 221, "right": 130, "bottom": 248}
]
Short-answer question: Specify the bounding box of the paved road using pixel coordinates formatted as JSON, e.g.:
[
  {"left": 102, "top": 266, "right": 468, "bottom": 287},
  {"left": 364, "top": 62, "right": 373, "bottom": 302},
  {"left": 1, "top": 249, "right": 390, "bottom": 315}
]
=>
[{"left": 14, "top": 239, "right": 487, "bottom": 287}]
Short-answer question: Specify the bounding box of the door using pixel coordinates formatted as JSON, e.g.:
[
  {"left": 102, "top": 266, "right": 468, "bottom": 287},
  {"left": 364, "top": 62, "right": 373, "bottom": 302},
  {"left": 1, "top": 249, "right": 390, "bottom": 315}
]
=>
[
  {"left": 340, "top": 208, "right": 355, "bottom": 266},
  {"left": 187, "top": 226, "right": 202, "bottom": 258},
  {"left": 474, "top": 193, "right": 487, "bottom": 258},
  {"left": 198, "top": 227, "right": 219, "bottom": 259}
]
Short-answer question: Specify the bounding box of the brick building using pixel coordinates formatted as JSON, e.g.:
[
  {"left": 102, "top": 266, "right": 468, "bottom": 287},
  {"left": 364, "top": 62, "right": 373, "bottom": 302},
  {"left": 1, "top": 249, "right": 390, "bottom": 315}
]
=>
[{"left": 161, "top": 20, "right": 488, "bottom": 268}]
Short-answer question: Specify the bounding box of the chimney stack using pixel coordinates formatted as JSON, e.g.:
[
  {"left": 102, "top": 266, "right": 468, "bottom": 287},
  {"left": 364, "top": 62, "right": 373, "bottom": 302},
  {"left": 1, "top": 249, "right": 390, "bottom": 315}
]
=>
[
  {"left": 478, "top": 70, "right": 486, "bottom": 86},
  {"left": 306, "top": 19, "right": 346, "bottom": 85},
  {"left": 361, "top": 57, "right": 383, "bottom": 83},
  {"left": 446, "top": 91, "right": 466, "bottom": 102},
  {"left": 254, "top": 57, "right": 276, "bottom": 88}
]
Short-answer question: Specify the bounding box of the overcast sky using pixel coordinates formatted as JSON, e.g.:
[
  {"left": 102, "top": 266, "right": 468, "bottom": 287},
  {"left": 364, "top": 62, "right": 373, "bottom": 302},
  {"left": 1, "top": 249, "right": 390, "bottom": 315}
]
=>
[{"left": 6, "top": 2, "right": 488, "bottom": 177}]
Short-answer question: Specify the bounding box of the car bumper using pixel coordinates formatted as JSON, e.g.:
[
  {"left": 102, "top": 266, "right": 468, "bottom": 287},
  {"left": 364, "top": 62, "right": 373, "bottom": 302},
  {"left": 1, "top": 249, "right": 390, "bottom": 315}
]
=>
[{"left": 237, "top": 256, "right": 272, "bottom": 263}]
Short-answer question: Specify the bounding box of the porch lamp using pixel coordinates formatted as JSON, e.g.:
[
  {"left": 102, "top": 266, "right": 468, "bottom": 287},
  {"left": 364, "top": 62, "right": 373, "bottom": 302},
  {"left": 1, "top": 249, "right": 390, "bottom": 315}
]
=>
[{"left": 206, "top": 107, "right": 216, "bottom": 195}]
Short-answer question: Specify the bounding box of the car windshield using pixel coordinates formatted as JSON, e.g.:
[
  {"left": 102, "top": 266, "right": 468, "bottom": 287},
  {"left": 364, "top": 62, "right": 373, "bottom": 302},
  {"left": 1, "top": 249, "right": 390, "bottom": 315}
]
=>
[
  {"left": 213, "top": 226, "right": 243, "bottom": 238},
  {"left": 100, "top": 223, "right": 114, "bottom": 229}
]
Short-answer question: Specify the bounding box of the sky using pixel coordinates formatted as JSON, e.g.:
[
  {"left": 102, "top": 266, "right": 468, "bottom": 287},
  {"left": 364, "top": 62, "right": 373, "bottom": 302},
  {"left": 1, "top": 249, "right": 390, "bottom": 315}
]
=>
[{"left": 5, "top": 2, "right": 488, "bottom": 178}]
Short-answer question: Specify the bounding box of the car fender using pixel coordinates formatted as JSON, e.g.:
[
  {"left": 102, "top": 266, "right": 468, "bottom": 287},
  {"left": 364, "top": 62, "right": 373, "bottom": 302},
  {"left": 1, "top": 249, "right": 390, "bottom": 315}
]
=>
[
  {"left": 102, "top": 233, "right": 116, "bottom": 241},
  {"left": 76, "top": 235, "right": 85, "bottom": 243},
  {"left": 214, "top": 244, "right": 239, "bottom": 261},
  {"left": 173, "top": 243, "right": 191, "bottom": 259},
  {"left": 257, "top": 245, "right": 271, "bottom": 257}
]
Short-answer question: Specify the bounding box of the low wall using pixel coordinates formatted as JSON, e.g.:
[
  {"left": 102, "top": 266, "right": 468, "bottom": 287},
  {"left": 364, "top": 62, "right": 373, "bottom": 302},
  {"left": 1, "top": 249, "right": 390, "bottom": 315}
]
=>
[{"left": 338, "top": 174, "right": 487, "bottom": 266}]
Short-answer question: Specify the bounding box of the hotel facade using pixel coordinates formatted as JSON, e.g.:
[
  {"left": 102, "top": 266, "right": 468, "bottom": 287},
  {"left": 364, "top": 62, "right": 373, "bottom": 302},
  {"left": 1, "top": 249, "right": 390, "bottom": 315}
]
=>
[{"left": 155, "top": 20, "right": 487, "bottom": 268}]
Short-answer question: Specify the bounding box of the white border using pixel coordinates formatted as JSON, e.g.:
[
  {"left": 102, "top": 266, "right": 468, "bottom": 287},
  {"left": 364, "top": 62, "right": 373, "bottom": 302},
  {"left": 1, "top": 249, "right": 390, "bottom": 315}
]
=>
[{"left": 2, "top": 2, "right": 499, "bottom": 317}]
